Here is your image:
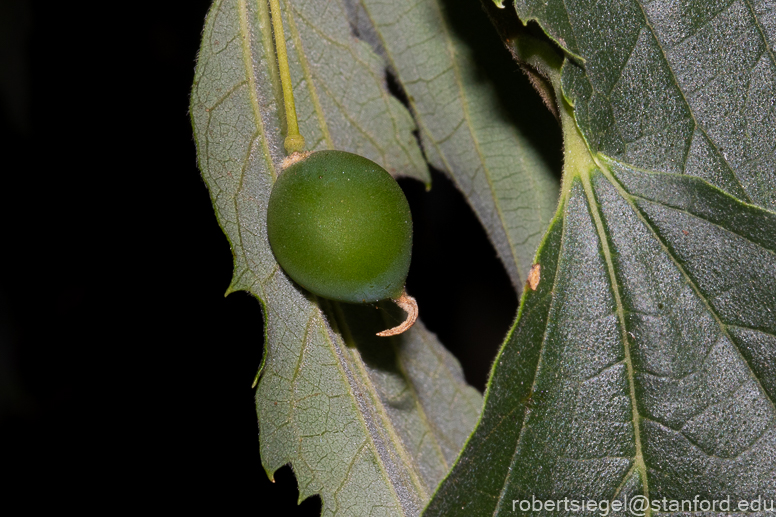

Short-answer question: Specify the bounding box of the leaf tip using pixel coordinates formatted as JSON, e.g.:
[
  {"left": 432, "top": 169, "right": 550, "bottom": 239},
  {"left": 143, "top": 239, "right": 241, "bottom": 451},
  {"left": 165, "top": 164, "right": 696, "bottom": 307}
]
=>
[{"left": 224, "top": 278, "right": 245, "bottom": 298}]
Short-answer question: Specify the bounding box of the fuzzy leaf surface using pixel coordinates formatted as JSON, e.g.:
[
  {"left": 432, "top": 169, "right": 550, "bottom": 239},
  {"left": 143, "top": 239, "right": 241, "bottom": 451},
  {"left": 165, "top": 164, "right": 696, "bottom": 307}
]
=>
[
  {"left": 513, "top": 0, "right": 776, "bottom": 210},
  {"left": 190, "top": 0, "right": 481, "bottom": 515},
  {"left": 425, "top": 2, "right": 776, "bottom": 514}
]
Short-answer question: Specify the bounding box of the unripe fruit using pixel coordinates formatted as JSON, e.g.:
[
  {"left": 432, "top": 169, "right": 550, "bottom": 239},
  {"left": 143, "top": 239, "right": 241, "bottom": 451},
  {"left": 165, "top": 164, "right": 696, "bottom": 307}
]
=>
[{"left": 267, "top": 150, "right": 413, "bottom": 306}]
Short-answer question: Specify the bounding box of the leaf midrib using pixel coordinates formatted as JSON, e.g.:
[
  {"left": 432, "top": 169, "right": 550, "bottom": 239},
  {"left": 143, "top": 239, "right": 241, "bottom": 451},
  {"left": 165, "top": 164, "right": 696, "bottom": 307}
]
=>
[
  {"left": 317, "top": 305, "right": 417, "bottom": 515},
  {"left": 332, "top": 303, "right": 432, "bottom": 502},
  {"left": 324, "top": 299, "right": 478, "bottom": 515},
  {"left": 579, "top": 169, "right": 650, "bottom": 508}
]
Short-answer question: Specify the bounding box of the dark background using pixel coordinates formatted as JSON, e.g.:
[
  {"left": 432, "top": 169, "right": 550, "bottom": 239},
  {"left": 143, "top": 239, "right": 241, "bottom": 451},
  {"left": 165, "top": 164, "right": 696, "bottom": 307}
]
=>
[{"left": 0, "top": 0, "right": 560, "bottom": 512}]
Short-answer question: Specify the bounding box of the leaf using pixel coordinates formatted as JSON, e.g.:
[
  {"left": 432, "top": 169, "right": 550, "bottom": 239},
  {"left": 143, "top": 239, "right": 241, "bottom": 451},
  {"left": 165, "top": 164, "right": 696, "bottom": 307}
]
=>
[
  {"left": 425, "top": 3, "right": 776, "bottom": 514},
  {"left": 352, "top": 0, "right": 560, "bottom": 287},
  {"left": 190, "top": 0, "right": 483, "bottom": 515},
  {"left": 512, "top": 0, "right": 776, "bottom": 211}
]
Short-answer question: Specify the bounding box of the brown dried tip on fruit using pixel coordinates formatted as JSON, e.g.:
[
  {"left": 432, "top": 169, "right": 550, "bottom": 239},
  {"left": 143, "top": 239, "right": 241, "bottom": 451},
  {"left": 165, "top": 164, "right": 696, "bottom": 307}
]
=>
[
  {"left": 528, "top": 264, "right": 541, "bottom": 291},
  {"left": 376, "top": 291, "right": 418, "bottom": 337}
]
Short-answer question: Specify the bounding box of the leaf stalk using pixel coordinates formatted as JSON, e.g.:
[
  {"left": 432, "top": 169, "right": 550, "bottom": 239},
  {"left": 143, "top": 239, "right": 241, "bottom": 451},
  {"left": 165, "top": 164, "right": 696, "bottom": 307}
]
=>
[{"left": 268, "top": 0, "right": 305, "bottom": 154}]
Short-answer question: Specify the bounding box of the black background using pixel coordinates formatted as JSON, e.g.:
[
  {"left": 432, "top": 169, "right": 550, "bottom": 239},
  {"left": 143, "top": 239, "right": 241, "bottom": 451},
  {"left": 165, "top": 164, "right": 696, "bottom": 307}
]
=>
[{"left": 0, "top": 0, "right": 560, "bottom": 512}]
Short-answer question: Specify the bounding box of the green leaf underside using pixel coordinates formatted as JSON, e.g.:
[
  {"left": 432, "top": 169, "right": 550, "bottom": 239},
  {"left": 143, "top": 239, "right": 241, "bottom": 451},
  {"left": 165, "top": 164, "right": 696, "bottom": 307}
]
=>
[
  {"left": 425, "top": 158, "right": 776, "bottom": 516},
  {"left": 513, "top": 0, "right": 776, "bottom": 212},
  {"left": 259, "top": 302, "right": 482, "bottom": 515},
  {"left": 191, "top": 0, "right": 483, "bottom": 515},
  {"left": 352, "top": 0, "right": 560, "bottom": 287}
]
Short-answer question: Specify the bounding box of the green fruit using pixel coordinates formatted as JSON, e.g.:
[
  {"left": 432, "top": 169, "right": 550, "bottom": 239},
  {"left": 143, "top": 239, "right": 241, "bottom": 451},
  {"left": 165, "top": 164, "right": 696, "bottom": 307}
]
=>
[{"left": 267, "top": 150, "right": 413, "bottom": 304}]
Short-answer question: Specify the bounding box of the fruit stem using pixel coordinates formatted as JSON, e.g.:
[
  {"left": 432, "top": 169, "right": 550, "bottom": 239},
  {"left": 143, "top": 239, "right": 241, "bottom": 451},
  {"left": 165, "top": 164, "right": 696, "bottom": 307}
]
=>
[
  {"left": 376, "top": 290, "right": 418, "bottom": 337},
  {"left": 268, "top": 0, "right": 306, "bottom": 154}
]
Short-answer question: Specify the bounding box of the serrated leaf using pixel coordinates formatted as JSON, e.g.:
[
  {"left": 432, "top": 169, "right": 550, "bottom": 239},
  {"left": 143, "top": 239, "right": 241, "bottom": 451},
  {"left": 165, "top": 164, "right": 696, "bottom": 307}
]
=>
[
  {"left": 424, "top": 2, "right": 776, "bottom": 513},
  {"left": 353, "top": 0, "right": 560, "bottom": 287},
  {"left": 190, "top": 0, "right": 481, "bottom": 515}
]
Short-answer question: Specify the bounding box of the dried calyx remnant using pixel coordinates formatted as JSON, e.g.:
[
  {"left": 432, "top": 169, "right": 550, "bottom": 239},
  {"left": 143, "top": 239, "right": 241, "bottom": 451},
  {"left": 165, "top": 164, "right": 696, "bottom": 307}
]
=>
[{"left": 376, "top": 292, "right": 418, "bottom": 337}]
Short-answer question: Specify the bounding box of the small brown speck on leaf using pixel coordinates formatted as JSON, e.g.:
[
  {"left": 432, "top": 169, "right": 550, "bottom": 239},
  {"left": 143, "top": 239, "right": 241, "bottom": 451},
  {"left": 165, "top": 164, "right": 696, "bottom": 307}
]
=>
[{"left": 528, "top": 264, "right": 541, "bottom": 290}]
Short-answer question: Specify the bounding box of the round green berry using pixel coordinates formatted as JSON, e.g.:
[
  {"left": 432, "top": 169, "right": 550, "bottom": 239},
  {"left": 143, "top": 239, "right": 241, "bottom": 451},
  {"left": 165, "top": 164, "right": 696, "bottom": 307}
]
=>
[{"left": 267, "top": 150, "right": 413, "bottom": 304}]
